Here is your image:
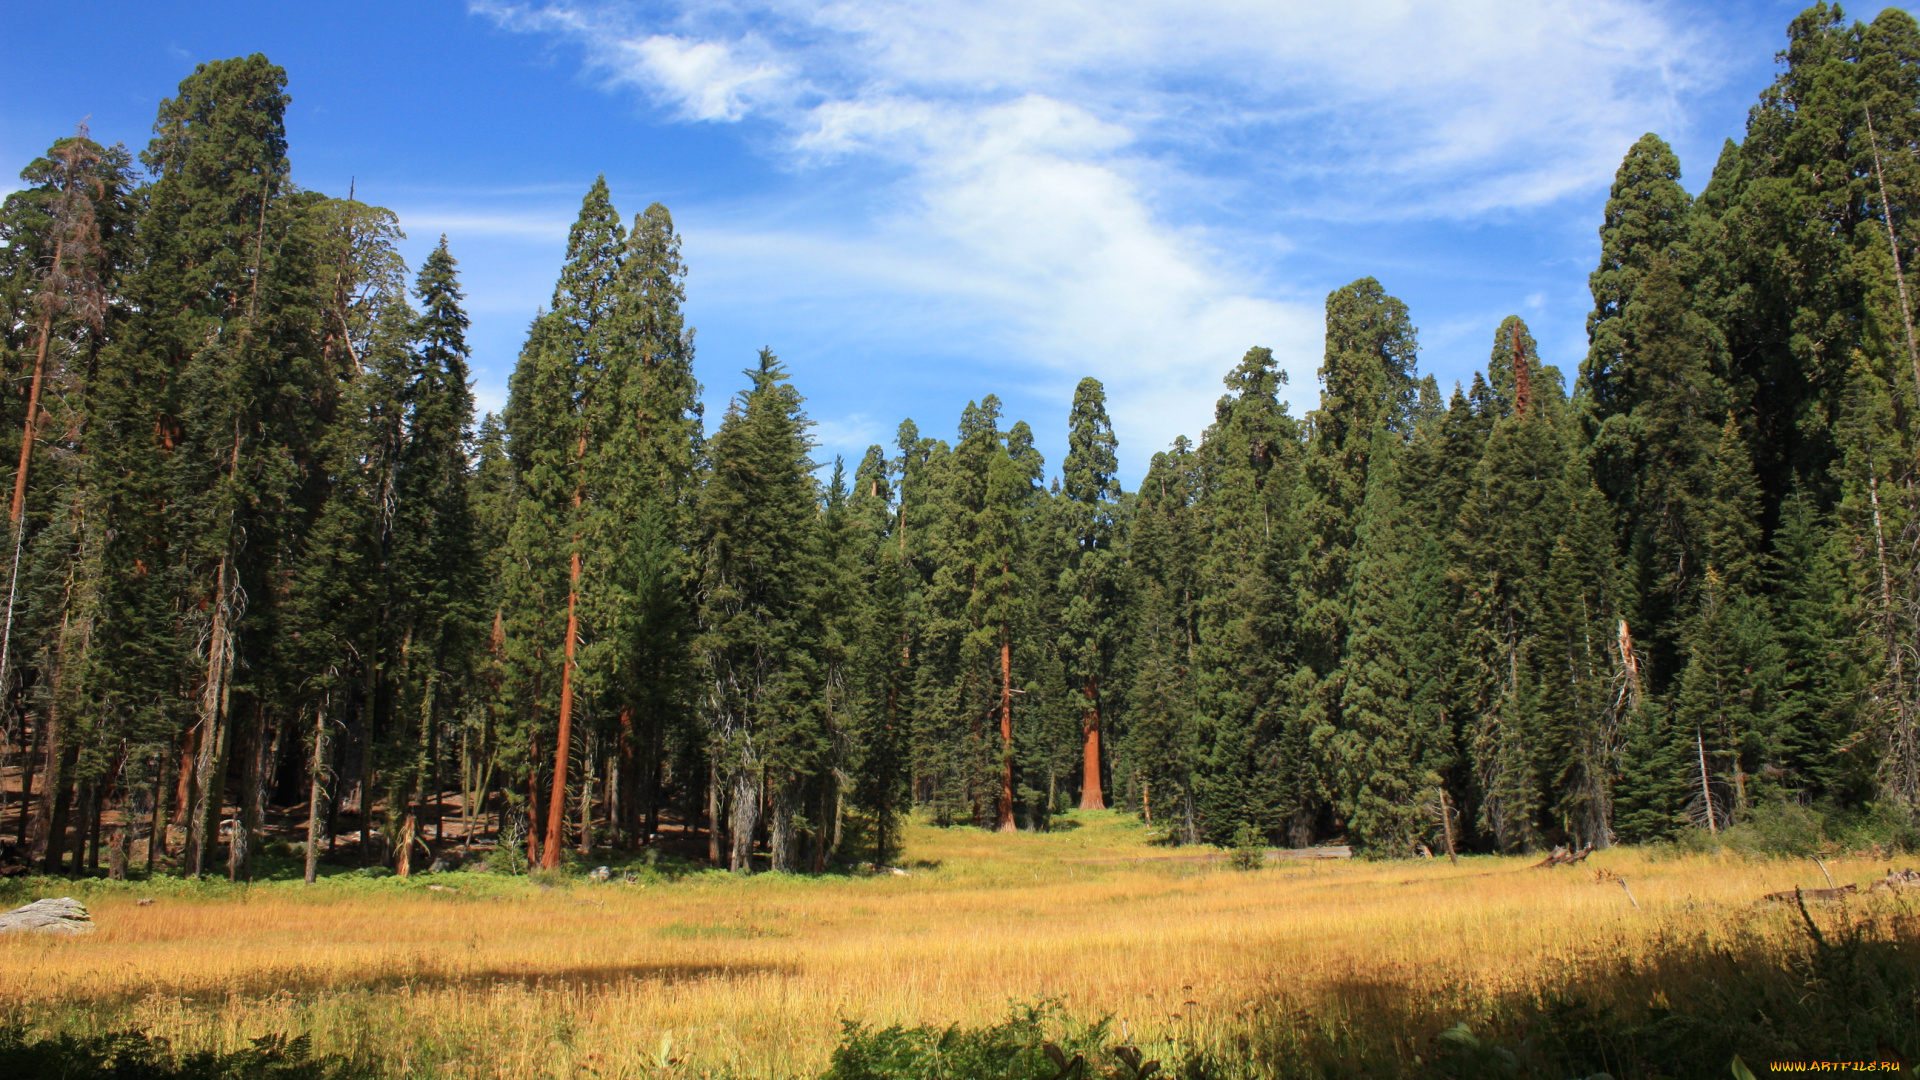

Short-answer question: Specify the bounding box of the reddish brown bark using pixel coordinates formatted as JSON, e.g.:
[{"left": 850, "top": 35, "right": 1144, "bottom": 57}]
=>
[
  {"left": 542, "top": 437, "right": 587, "bottom": 870},
  {"left": 542, "top": 548, "right": 581, "bottom": 868},
  {"left": 172, "top": 722, "right": 197, "bottom": 827},
  {"left": 11, "top": 243, "right": 59, "bottom": 525},
  {"left": 1078, "top": 673, "right": 1105, "bottom": 811}
]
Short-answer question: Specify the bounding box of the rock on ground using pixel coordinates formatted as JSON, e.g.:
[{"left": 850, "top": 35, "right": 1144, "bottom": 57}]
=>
[{"left": 0, "top": 896, "right": 94, "bottom": 936}]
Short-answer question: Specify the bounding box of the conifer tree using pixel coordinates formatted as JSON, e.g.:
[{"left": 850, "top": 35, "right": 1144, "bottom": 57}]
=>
[
  {"left": 847, "top": 444, "right": 910, "bottom": 860},
  {"left": 1192, "top": 347, "right": 1300, "bottom": 843},
  {"left": 112, "top": 55, "right": 339, "bottom": 878},
  {"left": 1453, "top": 318, "right": 1566, "bottom": 851},
  {"left": 1582, "top": 133, "right": 1692, "bottom": 427},
  {"left": 1119, "top": 438, "right": 1204, "bottom": 841},
  {"left": 694, "top": 349, "right": 818, "bottom": 872},
  {"left": 1535, "top": 471, "right": 1627, "bottom": 848},
  {"left": 1333, "top": 425, "right": 1448, "bottom": 853},
  {"left": 384, "top": 239, "right": 480, "bottom": 875},
  {"left": 1058, "top": 378, "right": 1122, "bottom": 812},
  {"left": 501, "top": 178, "right": 625, "bottom": 868},
  {"left": 591, "top": 202, "right": 701, "bottom": 845},
  {"left": 0, "top": 130, "right": 138, "bottom": 870}
]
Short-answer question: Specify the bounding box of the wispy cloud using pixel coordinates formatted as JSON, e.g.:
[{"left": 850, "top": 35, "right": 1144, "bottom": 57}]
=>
[
  {"left": 471, "top": 0, "right": 1724, "bottom": 456},
  {"left": 393, "top": 210, "right": 573, "bottom": 240}
]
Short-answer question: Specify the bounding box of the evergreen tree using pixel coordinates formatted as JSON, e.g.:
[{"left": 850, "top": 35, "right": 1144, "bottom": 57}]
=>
[
  {"left": 1058, "top": 378, "right": 1122, "bottom": 813},
  {"left": 1582, "top": 133, "right": 1693, "bottom": 427},
  {"left": 500, "top": 178, "right": 626, "bottom": 868},
  {"left": 1192, "top": 347, "right": 1301, "bottom": 843},
  {"left": 694, "top": 349, "right": 819, "bottom": 872},
  {"left": 1453, "top": 318, "right": 1566, "bottom": 852},
  {"left": 1119, "top": 438, "right": 1204, "bottom": 841},
  {"left": 1333, "top": 425, "right": 1448, "bottom": 853}
]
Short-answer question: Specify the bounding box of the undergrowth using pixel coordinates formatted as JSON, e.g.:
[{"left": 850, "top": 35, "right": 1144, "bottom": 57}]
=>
[{"left": 0, "top": 1027, "right": 367, "bottom": 1080}]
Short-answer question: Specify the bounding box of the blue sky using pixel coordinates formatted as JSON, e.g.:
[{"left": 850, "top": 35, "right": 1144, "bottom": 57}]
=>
[{"left": 1, "top": 1, "right": 1871, "bottom": 485}]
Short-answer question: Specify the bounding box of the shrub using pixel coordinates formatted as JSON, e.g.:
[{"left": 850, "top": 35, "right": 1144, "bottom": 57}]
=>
[
  {"left": 1228, "top": 825, "right": 1264, "bottom": 871},
  {"left": 0, "top": 1028, "right": 367, "bottom": 1080},
  {"left": 820, "top": 1000, "right": 1161, "bottom": 1080}
]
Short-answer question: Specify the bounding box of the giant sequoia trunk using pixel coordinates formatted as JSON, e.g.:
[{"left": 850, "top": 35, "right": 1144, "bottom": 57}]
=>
[
  {"left": 1078, "top": 674, "right": 1105, "bottom": 811},
  {"left": 543, "top": 442, "right": 587, "bottom": 870}
]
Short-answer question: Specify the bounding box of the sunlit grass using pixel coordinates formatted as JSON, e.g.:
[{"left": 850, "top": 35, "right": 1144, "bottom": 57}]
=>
[{"left": 0, "top": 812, "right": 1896, "bottom": 1078}]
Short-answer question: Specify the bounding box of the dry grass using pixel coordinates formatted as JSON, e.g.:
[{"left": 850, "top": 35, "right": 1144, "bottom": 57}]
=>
[{"left": 0, "top": 812, "right": 1897, "bottom": 1078}]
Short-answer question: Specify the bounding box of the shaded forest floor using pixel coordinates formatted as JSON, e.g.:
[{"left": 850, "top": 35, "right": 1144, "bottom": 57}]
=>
[{"left": 0, "top": 813, "right": 1913, "bottom": 1077}]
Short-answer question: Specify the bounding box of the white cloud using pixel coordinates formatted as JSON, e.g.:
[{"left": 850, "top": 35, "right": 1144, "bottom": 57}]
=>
[
  {"left": 471, "top": 0, "right": 1720, "bottom": 455},
  {"left": 394, "top": 211, "right": 573, "bottom": 240},
  {"left": 618, "top": 35, "right": 786, "bottom": 121}
]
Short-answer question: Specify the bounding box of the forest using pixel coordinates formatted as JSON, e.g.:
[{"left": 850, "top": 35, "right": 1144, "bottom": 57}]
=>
[{"left": 5, "top": 2, "right": 1920, "bottom": 884}]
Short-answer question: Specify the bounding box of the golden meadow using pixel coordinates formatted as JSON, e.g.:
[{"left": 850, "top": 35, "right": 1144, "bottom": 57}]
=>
[{"left": 0, "top": 813, "right": 1909, "bottom": 1077}]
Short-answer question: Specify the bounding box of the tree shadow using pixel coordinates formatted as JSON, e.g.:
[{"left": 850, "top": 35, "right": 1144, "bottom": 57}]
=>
[{"left": 64, "top": 960, "right": 789, "bottom": 1009}]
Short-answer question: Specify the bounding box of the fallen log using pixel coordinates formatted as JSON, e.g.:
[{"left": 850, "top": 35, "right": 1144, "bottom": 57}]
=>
[
  {"left": 1870, "top": 868, "right": 1920, "bottom": 893},
  {"left": 1532, "top": 843, "right": 1593, "bottom": 869},
  {"left": 1763, "top": 884, "right": 1857, "bottom": 903}
]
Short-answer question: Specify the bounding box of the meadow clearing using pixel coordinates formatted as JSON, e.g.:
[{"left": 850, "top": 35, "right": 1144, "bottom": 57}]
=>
[{"left": 0, "top": 813, "right": 1912, "bottom": 1078}]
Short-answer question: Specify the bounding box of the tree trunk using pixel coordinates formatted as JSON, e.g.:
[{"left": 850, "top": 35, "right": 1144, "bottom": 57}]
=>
[
  {"left": 576, "top": 731, "right": 594, "bottom": 857},
  {"left": 729, "top": 764, "right": 758, "bottom": 872},
  {"left": 84, "top": 783, "right": 103, "bottom": 875},
  {"left": 542, "top": 547, "right": 582, "bottom": 869},
  {"left": 1696, "top": 727, "right": 1718, "bottom": 834},
  {"left": 707, "top": 757, "right": 723, "bottom": 866},
  {"left": 16, "top": 708, "right": 40, "bottom": 847},
  {"left": 770, "top": 775, "right": 796, "bottom": 873},
  {"left": 172, "top": 723, "right": 196, "bottom": 829},
  {"left": 148, "top": 752, "right": 169, "bottom": 868},
  {"left": 525, "top": 727, "right": 542, "bottom": 868},
  {"left": 32, "top": 702, "right": 69, "bottom": 868},
  {"left": 191, "top": 545, "right": 236, "bottom": 878},
  {"left": 1078, "top": 673, "right": 1105, "bottom": 810},
  {"left": 0, "top": 256, "right": 59, "bottom": 734},
  {"left": 10, "top": 284, "right": 56, "bottom": 526},
  {"left": 305, "top": 704, "right": 328, "bottom": 884},
  {"left": 396, "top": 779, "right": 418, "bottom": 877},
  {"left": 399, "top": 667, "right": 436, "bottom": 878},
  {"left": 611, "top": 709, "right": 630, "bottom": 844},
  {"left": 229, "top": 702, "right": 268, "bottom": 881},
  {"left": 39, "top": 745, "right": 76, "bottom": 874},
  {"left": 997, "top": 623, "right": 1016, "bottom": 833},
  {"left": 543, "top": 433, "right": 587, "bottom": 870},
  {"left": 358, "top": 660, "right": 378, "bottom": 865}
]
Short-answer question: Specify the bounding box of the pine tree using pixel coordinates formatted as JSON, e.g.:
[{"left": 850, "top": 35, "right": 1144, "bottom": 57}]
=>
[
  {"left": 1058, "top": 378, "right": 1122, "bottom": 813},
  {"left": 694, "top": 349, "right": 819, "bottom": 872},
  {"left": 1535, "top": 471, "right": 1627, "bottom": 848},
  {"left": 1192, "top": 347, "right": 1301, "bottom": 843},
  {"left": 1453, "top": 318, "right": 1566, "bottom": 852},
  {"left": 111, "top": 55, "right": 340, "bottom": 878},
  {"left": 1582, "top": 133, "right": 1692, "bottom": 427},
  {"left": 500, "top": 178, "right": 626, "bottom": 869},
  {"left": 1119, "top": 438, "right": 1204, "bottom": 841},
  {"left": 1295, "top": 278, "right": 1419, "bottom": 678},
  {"left": 1333, "top": 425, "right": 1448, "bottom": 853},
  {"left": 383, "top": 238, "right": 480, "bottom": 875},
  {"left": 0, "top": 129, "right": 138, "bottom": 871},
  {"left": 592, "top": 202, "right": 702, "bottom": 846}
]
